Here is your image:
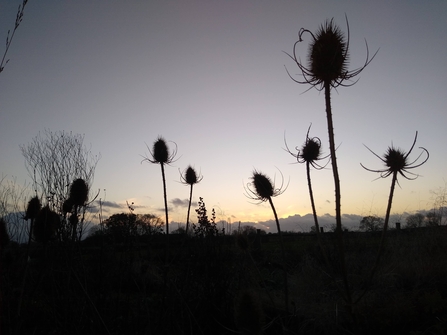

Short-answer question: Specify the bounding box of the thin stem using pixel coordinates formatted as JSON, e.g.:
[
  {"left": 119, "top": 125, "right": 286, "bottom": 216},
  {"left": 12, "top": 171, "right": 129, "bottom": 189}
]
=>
[
  {"left": 185, "top": 184, "right": 193, "bottom": 234},
  {"left": 268, "top": 197, "right": 289, "bottom": 313},
  {"left": 324, "top": 80, "right": 351, "bottom": 305},
  {"left": 355, "top": 171, "right": 397, "bottom": 304},
  {"left": 160, "top": 163, "right": 169, "bottom": 235}
]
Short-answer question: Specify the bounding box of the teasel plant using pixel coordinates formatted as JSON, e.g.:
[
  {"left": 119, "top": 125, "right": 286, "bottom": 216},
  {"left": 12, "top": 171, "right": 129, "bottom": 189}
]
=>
[
  {"left": 285, "top": 17, "right": 377, "bottom": 309},
  {"left": 285, "top": 125, "right": 330, "bottom": 237},
  {"left": 180, "top": 165, "right": 202, "bottom": 235},
  {"left": 245, "top": 169, "right": 290, "bottom": 312},
  {"left": 357, "top": 131, "right": 429, "bottom": 303},
  {"left": 284, "top": 125, "right": 346, "bottom": 291},
  {"left": 67, "top": 178, "right": 89, "bottom": 242},
  {"left": 142, "top": 136, "right": 178, "bottom": 235},
  {"left": 18, "top": 195, "right": 42, "bottom": 317}
]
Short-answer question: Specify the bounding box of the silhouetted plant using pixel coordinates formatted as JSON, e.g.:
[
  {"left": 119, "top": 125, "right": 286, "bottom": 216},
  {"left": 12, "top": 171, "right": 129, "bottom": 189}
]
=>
[
  {"left": 23, "top": 196, "right": 41, "bottom": 245},
  {"left": 143, "top": 136, "right": 177, "bottom": 235},
  {"left": 20, "top": 130, "right": 99, "bottom": 241},
  {"left": 180, "top": 166, "right": 202, "bottom": 235},
  {"left": 0, "top": 0, "right": 29, "bottom": 74},
  {"left": 193, "top": 197, "right": 221, "bottom": 238},
  {"left": 359, "top": 215, "right": 384, "bottom": 232},
  {"left": 67, "top": 178, "right": 89, "bottom": 241},
  {"left": 0, "top": 217, "right": 9, "bottom": 250},
  {"left": 286, "top": 17, "right": 377, "bottom": 310},
  {"left": 245, "top": 170, "right": 289, "bottom": 312},
  {"left": 33, "top": 205, "right": 59, "bottom": 243},
  {"left": 358, "top": 131, "right": 429, "bottom": 302},
  {"left": 285, "top": 125, "right": 329, "bottom": 238}
]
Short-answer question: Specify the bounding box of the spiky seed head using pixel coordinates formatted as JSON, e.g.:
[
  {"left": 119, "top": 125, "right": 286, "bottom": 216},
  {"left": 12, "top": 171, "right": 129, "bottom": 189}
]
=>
[
  {"left": 185, "top": 166, "right": 198, "bottom": 185},
  {"left": 152, "top": 137, "right": 169, "bottom": 164},
  {"left": 234, "top": 289, "right": 264, "bottom": 335},
  {"left": 69, "top": 178, "right": 88, "bottom": 206},
  {"left": 310, "top": 19, "right": 348, "bottom": 84},
  {"left": 252, "top": 172, "right": 274, "bottom": 200},
  {"left": 301, "top": 137, "right": 321, "bottom": 163},
  {"left": 384, "top": 147, "right": 407, "bottom": 173},
  {"left": 25, "top": 196, "right": 41, "bottom": 220}
]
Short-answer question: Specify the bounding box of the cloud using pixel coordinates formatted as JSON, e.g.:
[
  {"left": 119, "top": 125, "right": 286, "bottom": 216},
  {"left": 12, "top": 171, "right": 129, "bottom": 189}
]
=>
[
  {"left": 170, "top": 198, "right": 197, "bottom": 208},
  {"left": 238, "top": 213, "right": 365, "bottom": 233},
  {"left": 100, "top": 201, "right": 125, "bottom": 209}
]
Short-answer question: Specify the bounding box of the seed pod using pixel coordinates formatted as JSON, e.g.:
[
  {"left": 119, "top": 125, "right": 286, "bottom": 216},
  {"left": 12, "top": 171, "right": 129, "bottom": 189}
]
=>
[
  {"left": 252, "top": 172, "right": 274, "bottom": 200},
  {"left": 24, "top": 196, "right": 41, "bottom": 220},
  {"left": 69, "top": 179, "right": 88, "bottom": 206},
  {"left": 152, "top": 137, "right": 169, "bottom": 164},
  {"left": 309, "top": 19, "right": 348, "bottom": 84}
]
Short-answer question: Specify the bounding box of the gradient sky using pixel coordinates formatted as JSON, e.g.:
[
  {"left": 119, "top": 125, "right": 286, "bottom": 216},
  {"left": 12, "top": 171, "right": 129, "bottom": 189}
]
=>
[{"left": 1, "top": 1, "right": 446, "bottom": 232}]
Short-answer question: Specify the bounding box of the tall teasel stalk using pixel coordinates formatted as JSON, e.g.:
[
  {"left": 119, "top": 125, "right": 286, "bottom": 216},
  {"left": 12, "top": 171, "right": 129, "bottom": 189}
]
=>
[
  {"left": 67, "top": 178, "right": 89, "bottom": 242},
  {"left": 180, "top": 166, "right": 202, "bottom": 235},
  {"left": 143, "top": 137, "right": 177, "bottom": 235},
  {"left": 285, "top": 126, "right": 338, "bottom": 279},
  {"left": 286, "top": 17, "right": 377, "bottom": 307},
  {"left": 358, "top": 131, "right": 429, "bottom": 302},
  {"left": 18, "top": 196, "right": 41, "bottom": 317},
  {"left": 245, "top": 170, "right": 289, "bottom": 312}
]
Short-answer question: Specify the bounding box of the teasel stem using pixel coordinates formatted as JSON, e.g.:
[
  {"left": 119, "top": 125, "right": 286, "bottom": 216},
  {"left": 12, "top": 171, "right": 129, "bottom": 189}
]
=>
[
  {"left": 267, "top": 197, "right": 289, "bottom": 313},
  {"left": 185, "top": 183, "right": 193, "bottom": 234},
  {"left": 160, "top": 162, "right": 169, "bottom": 236},
  {"left": 355, "top": 170, "right": 397, "bottom": 304},
  {"left": 324, "top": 80, "right": 351, "bottom": 306}
]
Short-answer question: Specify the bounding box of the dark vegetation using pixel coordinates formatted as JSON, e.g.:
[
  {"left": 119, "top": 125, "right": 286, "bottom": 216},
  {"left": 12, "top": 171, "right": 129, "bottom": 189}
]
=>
[{"left": 2, "top": 224, "right": 447, "bottom": 334}]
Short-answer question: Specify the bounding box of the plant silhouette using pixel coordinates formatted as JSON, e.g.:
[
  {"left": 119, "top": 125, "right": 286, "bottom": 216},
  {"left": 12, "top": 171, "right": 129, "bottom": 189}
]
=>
[
  {"left": 358, "top": 131, "right": 429, "bottom": 302},
  {"left": 286, "top": 16, "right": 377, "bottom": 311},
  {"left": 143, "top": 136, "right": 177, "bottom": 235},
  {"left": 245, "top": 170, "right": 289, "bottom": 312},
  {"left": 180, "top": 166, "right": 202, "bottom": 235}
]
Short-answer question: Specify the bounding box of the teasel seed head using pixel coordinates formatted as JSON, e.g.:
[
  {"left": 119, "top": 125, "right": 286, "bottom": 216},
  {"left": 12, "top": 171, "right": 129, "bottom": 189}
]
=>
[
  {"left": 245, "top": 170, "right": 286, "bottom": 203},
  {"left": 181, "top": 165, "right": 203, "bottom": 186},
  {"left": 361, "top": 131, "right": 429, "bottom": 180},
  {"left": 24, "top": 196, "right": 41, "bottom": 220},
  {"left": 286, "top": 16, "right": 377, "bottom": 90},
  {"left": 143, "top": 136, "right": 178, "bottom": 165},
  {"left": 69, "top": 178, "right": 89, "bottom": 207},
  {"left": 153, "top": 137, "right": 169, "bottom": 163}
]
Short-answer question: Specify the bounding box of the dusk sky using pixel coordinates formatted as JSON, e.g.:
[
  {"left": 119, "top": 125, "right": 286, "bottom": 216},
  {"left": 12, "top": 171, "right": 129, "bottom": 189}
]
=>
[{"left": 1, "top": 1, "right": 446, "bottom": 232}]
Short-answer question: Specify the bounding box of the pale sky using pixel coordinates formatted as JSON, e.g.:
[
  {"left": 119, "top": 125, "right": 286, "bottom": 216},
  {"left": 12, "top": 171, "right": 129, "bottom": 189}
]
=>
[{"left": 1, "top": 1, "right": 446, "bottom": 232}]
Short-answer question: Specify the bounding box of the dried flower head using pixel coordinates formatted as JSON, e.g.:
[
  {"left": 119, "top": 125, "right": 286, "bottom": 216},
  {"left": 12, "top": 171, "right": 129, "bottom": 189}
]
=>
[
  {"left": 245, "top": 170, "right": 286, "bottom": 202},
  {"left": 285, "top": 16, "right": 376, "bottom": 90},
  {"left": 24, "top": 196, "right": 41, "bottom": 220},
  {"left": 361, "top": 131, "right": 429, "bottom": 180},
  {"left": 69, "top": 178, "right": 89, "bottom": 206},
  {"left": 180, "top": 166, "right": 203, "bottom": 185},
  {"left": 143, "top": 136, "right": 178, "bottom": 165},
  {"left": 285, "top": 125, "right": 329, "bottom": 169}
]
